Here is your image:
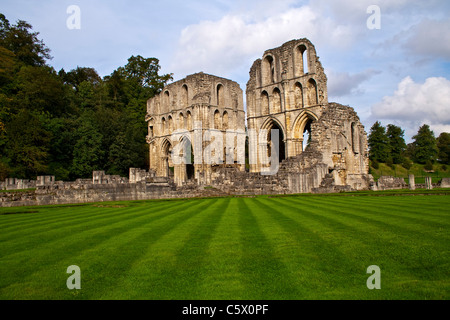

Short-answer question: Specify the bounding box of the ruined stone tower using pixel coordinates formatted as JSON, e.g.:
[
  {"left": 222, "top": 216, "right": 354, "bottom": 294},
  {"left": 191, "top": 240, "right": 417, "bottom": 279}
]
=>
[
  {"left": 246, "top": 38, "right": 329, "bottom": 172},
  {"left": 145, "top": 72, "right": 246, "bottom": 186},
  {"left": 245, "top": 38, "right": 371, "bottom": 191},
  {"left": 145, "top": 38, "right": 372, "bottom": 193}
]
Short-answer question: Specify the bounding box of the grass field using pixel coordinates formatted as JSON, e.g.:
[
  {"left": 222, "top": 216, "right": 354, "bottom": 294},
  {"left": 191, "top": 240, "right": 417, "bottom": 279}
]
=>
[{"left": 0, "top": 192, "right": 449, "bottom": 300}]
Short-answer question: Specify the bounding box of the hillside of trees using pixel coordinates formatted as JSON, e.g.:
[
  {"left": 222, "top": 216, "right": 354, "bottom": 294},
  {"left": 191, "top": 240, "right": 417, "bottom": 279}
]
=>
[
  {"left": 368, "top": 121, "right": 450, "bottom": 181},
  {"left": 0, "top": 13, "right": 172, "bottom": 181}
]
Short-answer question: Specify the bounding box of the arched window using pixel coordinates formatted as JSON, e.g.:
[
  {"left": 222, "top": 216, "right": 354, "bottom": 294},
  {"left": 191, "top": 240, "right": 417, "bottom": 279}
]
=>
[
  {"left": 217, "top": 84, "right": 224, "bottom": 107},
  {"left": 351, "top": 122, "right": 360, "bottom": 154},
  {"left": 272, "top": 88, "right": 282, "bottom": 113},
  {"left": 179, "top": 112, "right": 185, "bottom": 130},
  {"left": 186, "top": 111, "right": 192, "bottom": 131},
  {"left": 214, "top": 110, "right": 221, "bottom": 130},
  {"left": 294, "top": 82, "right": 303, "bottom": 109},
  {"left": 263, "top": 55, "right": 275, "bottom": 85},
  {"left": 164, "top": 91, "right": 170, "bottom": 109},
  {"left": 181, "top": 85, "right": 188, "bottom": 108},
  {"left": 261, "top": 91, "right": 269, "bottom": 115},
  {"left": 302, "top": 120, "right": 312, "bottom": 151},
  {"left": 168, "top": 115, "right": 173, "bottom": 132},
  {"left": 148, "top": 118, "right": 155, "bottom": 138},
  {"left": 307, "top": 79, "right": 317, "bottom": 106},
  {"left": 161, "top": 117, "right": 166, "bottom": 134},
  {"left": 294, "top": 44, "right": 308, "bottom": 77},
  {"left": 223, "top": 111, "right": 229, "bottom": 130}
]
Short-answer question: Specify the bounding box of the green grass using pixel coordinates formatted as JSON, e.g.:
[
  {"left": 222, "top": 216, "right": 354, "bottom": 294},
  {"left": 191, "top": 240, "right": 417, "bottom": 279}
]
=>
[{"left": 0, "top": 193, "right": 449, "bottom": 300}]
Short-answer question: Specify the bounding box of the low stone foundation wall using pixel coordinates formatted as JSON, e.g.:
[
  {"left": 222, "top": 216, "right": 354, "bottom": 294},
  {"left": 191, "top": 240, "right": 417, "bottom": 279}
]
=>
[
  {"left": 375, "top": 176, "right": 407, "bottom": 190},
  {"left": 2, "top": 169, "right": 448, "bottom": 208}
]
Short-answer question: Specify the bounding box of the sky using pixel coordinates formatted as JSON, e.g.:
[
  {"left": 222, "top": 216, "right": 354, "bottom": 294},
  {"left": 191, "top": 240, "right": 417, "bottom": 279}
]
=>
[{"left": 2, "top": 0, "right": 450, "bottom": 142}]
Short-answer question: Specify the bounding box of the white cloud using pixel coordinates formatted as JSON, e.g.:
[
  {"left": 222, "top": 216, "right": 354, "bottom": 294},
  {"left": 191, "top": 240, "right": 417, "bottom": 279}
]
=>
[
  {"left": 371, "top": 76, "right": 450, "bottom": 138},
  {"left": 327, "top": 69, "right": 381, "bottom": 98},
  {"left": 402, "top": 18, "right": 450, "bottom": 59},
  {"left": 169, "top": 5, "right": 357, "bottom": 80}
]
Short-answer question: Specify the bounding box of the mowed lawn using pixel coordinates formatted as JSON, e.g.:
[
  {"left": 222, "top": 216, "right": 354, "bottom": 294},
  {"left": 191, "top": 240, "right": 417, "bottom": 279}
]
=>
[{"left": 0, "top": 194, "right": 449, "bottom": 300}]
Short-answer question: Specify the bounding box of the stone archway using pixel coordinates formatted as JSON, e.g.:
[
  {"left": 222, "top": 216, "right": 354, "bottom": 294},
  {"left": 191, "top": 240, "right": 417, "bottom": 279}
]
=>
[
  {"left": 261, "top": 118, "right": 286, "bottom": 165},
  {"left": 292, "top": 111, "right": 318, "bottom": 155},
  {"left": 161, "top": 139, "right": 173, "bottom": 178}
]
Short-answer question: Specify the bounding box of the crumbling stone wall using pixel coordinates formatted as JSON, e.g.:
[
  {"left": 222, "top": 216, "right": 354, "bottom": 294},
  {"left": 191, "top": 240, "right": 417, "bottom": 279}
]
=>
[
  {"left": 245, "top": 38, "right": 370, "bottom": 191},
  {"left": 146, "top": 72, "right": 246, "bottom": 186},
  {"left": 246, "top": 38, "right": 329, "bottom": 174}
]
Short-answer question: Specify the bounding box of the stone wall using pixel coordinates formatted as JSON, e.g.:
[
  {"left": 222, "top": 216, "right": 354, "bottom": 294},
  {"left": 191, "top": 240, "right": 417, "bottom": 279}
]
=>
[
  {"left": 375, "top": 176, "right": 407, "bottom": 190},
  {"left": 0, "top": 178, "right": 36, "bottom": 190},
  {"left": 145, "top": 72, "right": 246, "bottom": 187},
  {"left": 440, "top": 178, "right": 450, "bottom": 188}
]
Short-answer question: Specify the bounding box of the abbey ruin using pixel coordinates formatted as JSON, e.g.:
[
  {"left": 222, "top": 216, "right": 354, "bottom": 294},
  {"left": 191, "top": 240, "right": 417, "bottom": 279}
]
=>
[
  {"left": 143, "top": 38, "right": 372, "bottom": 194},
  {"left": 6, "top": 37, "right": 441, "bottom": 207}
]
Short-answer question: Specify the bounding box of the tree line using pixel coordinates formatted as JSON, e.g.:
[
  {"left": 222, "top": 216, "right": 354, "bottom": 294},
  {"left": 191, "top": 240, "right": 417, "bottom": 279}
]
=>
[
  {"left": 368, "top": 121, "right": 449, "bottom": 170},
  {"left": 0, "top": 13, "right": 172, "bottom": 181}
]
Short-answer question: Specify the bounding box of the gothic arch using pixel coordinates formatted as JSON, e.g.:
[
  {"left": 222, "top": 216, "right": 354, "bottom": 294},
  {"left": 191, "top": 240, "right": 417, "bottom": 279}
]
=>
[
  {"left": 160, "top": 138, "right": 173, "bottom": 177},
  {"left": 292, "top": 111, "right": 318, "bottom": 139},
  {"left": 262, "top": 54, "right": 276, "bottom": 85},
  {"left": 148, "top": 118, "right": 155, "bottom": 138},
  {"left": 214, "top": 109, "right": 221, "bottom": 130},
  {"left": 294, "top": 44, "right": 308, "bottom": 76},
  {"left": 223, "top": 111, "right": 229, "bottom": 130},
  {"left": 260, "top": 117, "right": 286, "bottom": 162},
  {"left": 306, "top": 78, "right": 318, "bottom": 106},
  {"left": 261, "top": 90, "right": 269, "bottom": 116},
  {"left": 217, "top": 83, "right": 224, "bottom": 107},
  {"left": 293, "top": 82, "right": 303, "bottom": 109},
  {"left": 163, "top": 90, "right": 171, "bottom": 110},
  {"left": 272, "top": 87, "right": 282, "bottom": 113},
  {"left": 181, "top": 84, "right": 189, "bottom": 108},
  {"left": 186, "top": 110, "right": 193, "bottom": 131}
]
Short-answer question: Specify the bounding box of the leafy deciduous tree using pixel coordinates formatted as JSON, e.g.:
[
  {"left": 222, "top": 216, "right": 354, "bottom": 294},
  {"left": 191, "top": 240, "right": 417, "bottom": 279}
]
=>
[{"left": 368, "top": 121, "right": 390, "bottom": 163}]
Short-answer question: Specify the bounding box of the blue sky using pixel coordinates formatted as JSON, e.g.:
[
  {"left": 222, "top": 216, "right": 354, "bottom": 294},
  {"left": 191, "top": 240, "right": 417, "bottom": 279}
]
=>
[{"left": 2, "top": 0, "right": 450, "bottom": 141}]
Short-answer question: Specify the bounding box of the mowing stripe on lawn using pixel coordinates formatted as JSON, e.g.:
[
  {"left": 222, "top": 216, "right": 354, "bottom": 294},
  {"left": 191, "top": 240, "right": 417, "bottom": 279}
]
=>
[
  {"left": 197, "top": 197, "right": 246, "bottom": 299},
  {"left": 284, "top": 196, "right": 448, "bottom": 235},
  {"left": 236, "top": 198, "right": 301, "bottom": 299},
  {"left": 319, "top": 196, "right": 450, "bottom": 226},
  {"left": 0, "top": 200, "right": 189, "bottom": 289},
  {"left": 0, "top": 200, "right": 189, "bottom": 259},
  {"left": 254, "top": 197, "right": 372, "bottom": 299},
  {"left": 289, "top": 196, "right": 450, "bottom": 239},
  {"left": 0, "top": 199, "right": 209, "bottom": 298},
  {"left": 0, "top": 205, "right": 101, "bottom": 232},
  {"left": 98, "top": 198, "right": 227, "bottom": 299},
  {"left": 1, "top": 195, "right": 448, "bottom": 300},
  {"left": 0, "top": 200, "right": 177, "bottom": 236},
  {"left": 327, "top": 195, "right": 450, "bottom": 221},
  {"left": 270, "top": 197, "right": 449, "bottom": 298},
  {"left": 73, "top": 198, "right": 219, "bottom": 300}
]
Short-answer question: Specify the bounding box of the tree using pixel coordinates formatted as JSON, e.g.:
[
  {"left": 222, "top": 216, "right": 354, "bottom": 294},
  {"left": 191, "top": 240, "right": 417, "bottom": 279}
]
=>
[
  {"left": 368, "top": 121, "right": 390, "bottom": 163},
  {"left": 386, "top": 124, "right": 406, "bottom": 164},
  {"left": 437, "top": 132, "right": 450, "bottom": 164},
  {"left": 118, "top": 55, "right": 172, "bottom": 96},
  {"left": 4, "top": 109, "right": 51, "bottom": 178},
  {"left": 0, "top": 14, "right": 51, "bottom": 67},
  {"left": 411, "top": 124, "right": 438, "bottom": 164},
  {"left": 14, "top": 65, "right": 67, "bottom": 116},
  {"left": 72, "top": 111, "right": 104, "bottom": 178},
  {"left": 59, "top": 66, "right": 101, "bottom": 91}
]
